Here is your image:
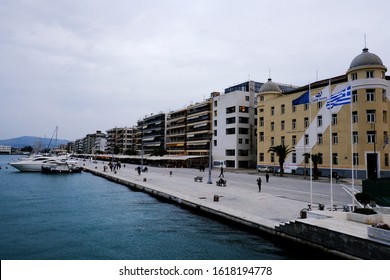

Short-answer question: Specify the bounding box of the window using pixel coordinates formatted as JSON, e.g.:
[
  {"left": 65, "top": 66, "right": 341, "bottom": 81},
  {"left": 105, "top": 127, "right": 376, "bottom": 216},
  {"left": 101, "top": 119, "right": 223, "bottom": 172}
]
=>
[
  {"left": 214, "top": 110, "right": 218, "bottom": 117},
  {"left": 292, "top": 119, "right": 296, "bottom": 129},
  {"left": 259, "top": 132, "right": 264, "bottom": 142},
  {"left": 304, "top": 134, "right": 309, "bottom": 145},
  {"left": 367, "top": 131, "right": 376, "bottom": 144},
  {"left": 239, "top": 149, "right": 249, "bottom": 156},
  {"left": 226, "top": 128, "right": 235, "bottom": 135},
  {"left": 383, "top": 90, "right": 387, "bottom": 102},
  {"left": 214, "top": 100, "right": 217, "bottom": 107},
  {"left": 317, "top": 133, "right": 323, "bottom": 145},
  {"left": 332, "top": 133, "right": 338, "bottom": 144},
  {"left": 226, "top": 149, "right": 235, "bottom": 156},
  {"left": 352, "top": 111, "right": 358, "bottom": 123},
  {"left": 259, "top": 153, "right": 264, "bottom": 162},
  {"left": 353, "top": 131, "right": 358, "bottom": 144},
  {"left": 238, "top": 127, "right": 249, "bottom": 134},
  {"left": 271, "top": 137, "right": 274, "bottom": 146},
  {"left": 239, "top": 117, "right": 249, "bottom": 123},
  {"left": 259, "top": 96, "right": 264, "bottom": 102},
  {"left": 292, "top": 153, "right": 296, "bottom": 164},
  {"left": 281, "top": 120, "right": 285, "bottom": 130},
  {"left": 214, "top": 130, "right": 217, "bottom": 136},
  {"left": 259, "top": 117, "right": 264, "bottom": 127},
  {"left": 281, "top": 104, "right": 285, "bottom": 114},
  {"left": 239, "top": 106, "right": 249, "bottom": 113},
  {"left": 292, "top": 105, "right": 296, "bottom": 113},
  {"left": 271, "top": 122, "right": 274, "bottom": 131},
  {"left": 271, "top": 106, "right": 275, "bottom": 115},
  {"left": 271, "top": 153, "right": 275, "bottom": 163},
  {"left": 332, "top": 153, "right": 338, "bottom": 165},
  {"left": 292, "top": 135, "right": 297, "bottom": 146},
  {"left": 226, "top": 117, "right": 236, "bottom": 124},
  {"left": 281, "top": 136, "right": 285, "bottom": 146},
  {"left": 245, "top": 96, "right": 249, "bottom": 101},
  {"left": 383, "top": 111, "right": 388, "bottom": 123},
  {"left": 351, "top": 72, "right": 357, "bottom": 80},
  {"left": 385, "top": 153, "right": 389, "bottom": 167},
  {"left": 332, "top": 114, "right": 337, "bottom": 125},
  {"left": 304, "top": 117, "right": 309, "bottom": 128},
  {"left": 366, "top": 110, "right": 376, "bottom": 123},
  {"left": 214, "top": 120, "right": 217, "bottom": 126},
  {"left": 317, "top": 101, "right": 323, "bottom": 109},
  {"left": 366, "top": 70, "right": 374, "bottom": 78},
  {"left": 353, "top": 153, "right": 359, "bottom": 165},
  {"left": 366, "top": 89, "right": 375, "bottom": 101},
  {"left": 238, "top": 138, "right": 242, "bottom": 144},
  {"left": 317, "top": 115, "right": 322, "bottom": 127},
  {"left": 352, "top": 90, "right": 358, "bottom": 103},
  {"left": 304, "top": 104, "right": 309, "bottom": 111},
  {"left": 214, "top": 140, "right": 217, "bottom": 146},
  {"left": 226, "top": 106, "right": 235, "bottom": 114}
]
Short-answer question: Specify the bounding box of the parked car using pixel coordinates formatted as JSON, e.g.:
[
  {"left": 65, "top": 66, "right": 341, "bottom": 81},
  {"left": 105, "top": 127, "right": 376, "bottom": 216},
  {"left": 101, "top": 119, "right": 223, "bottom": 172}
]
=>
[{"left": 257, "top": 166, "right": 274, "bottom": 172}]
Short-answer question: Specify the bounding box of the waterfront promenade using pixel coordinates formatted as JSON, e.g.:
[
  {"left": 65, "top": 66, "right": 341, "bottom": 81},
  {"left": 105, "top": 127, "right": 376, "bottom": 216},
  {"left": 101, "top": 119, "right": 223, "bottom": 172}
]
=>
[{"left": 82, "top": 161, "right": 390, "bottom": 259}]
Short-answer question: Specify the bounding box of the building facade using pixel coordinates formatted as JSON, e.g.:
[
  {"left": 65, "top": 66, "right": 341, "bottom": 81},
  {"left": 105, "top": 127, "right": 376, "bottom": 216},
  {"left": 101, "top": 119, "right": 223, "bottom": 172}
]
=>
[
  {"left": 166, "top": 107, "right": 187, "bottom": 155},
  {"left": 257, "top": 48, "right": 390, "bottom": 179},
  {"left": 186, "top": 99, "right": 212, "bottom": 156}
]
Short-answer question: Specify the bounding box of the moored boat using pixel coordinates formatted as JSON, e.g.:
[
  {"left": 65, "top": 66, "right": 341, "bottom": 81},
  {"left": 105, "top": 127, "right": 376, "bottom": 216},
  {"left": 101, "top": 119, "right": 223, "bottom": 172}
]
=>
[{"left": 41, "top": 160, "right": 82, "bottom": 174}]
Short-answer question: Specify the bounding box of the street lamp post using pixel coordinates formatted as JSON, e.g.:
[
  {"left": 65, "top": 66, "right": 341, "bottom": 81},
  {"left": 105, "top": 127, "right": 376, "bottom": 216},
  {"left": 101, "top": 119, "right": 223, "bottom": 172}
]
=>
[{"left": 207, "top": 132, "right": 213, "bottom": 184}]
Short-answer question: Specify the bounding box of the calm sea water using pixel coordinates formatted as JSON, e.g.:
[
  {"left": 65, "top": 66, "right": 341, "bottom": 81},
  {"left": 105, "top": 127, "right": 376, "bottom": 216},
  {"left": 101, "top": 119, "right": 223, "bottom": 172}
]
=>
[{"left": 0, "top": 155, "right": 331, "bottom": 260}]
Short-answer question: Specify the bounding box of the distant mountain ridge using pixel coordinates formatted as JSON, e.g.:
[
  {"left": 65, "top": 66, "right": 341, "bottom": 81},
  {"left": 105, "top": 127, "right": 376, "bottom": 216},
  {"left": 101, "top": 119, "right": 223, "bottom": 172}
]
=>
[{"left": 0, "top": 136, "right": 70, "bottom": 149}]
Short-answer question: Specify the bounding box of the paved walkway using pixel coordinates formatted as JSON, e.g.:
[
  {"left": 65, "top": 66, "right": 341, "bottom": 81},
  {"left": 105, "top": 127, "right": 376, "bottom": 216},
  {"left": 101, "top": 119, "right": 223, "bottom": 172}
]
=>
[{"left": 81, "top": 160, "right": 390, "bottom": 258}]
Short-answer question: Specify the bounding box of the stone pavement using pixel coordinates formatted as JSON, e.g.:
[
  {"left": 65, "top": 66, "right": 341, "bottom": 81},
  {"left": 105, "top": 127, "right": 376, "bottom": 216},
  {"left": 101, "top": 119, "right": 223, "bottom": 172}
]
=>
[{"left": 81, "top": 160, "right": 390, "bottom": 259}]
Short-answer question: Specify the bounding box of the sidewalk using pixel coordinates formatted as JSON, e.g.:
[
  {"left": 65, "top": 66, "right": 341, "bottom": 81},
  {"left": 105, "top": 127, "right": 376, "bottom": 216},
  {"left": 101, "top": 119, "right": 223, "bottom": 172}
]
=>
[{"left": 82, "top": 161, "right": 389, "bottom": 259}]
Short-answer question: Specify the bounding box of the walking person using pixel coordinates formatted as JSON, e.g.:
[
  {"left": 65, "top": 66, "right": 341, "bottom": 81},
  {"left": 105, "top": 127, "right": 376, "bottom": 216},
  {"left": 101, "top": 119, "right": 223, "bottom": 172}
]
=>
[
  {"left": 219, "top": 166, "right": 224, "bottom": 178},
  {"left": 257, "top": 177, "right": 262, "bottom": 192},
  {"left": 265, "top": 172, "right": 269, "bottom": 183}
]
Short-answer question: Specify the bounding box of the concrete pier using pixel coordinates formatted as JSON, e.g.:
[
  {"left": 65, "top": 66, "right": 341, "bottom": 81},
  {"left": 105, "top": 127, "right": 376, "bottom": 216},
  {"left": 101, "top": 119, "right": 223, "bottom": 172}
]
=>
[{"left": 82, "top": 161, "right": 390, "bottom": 259}]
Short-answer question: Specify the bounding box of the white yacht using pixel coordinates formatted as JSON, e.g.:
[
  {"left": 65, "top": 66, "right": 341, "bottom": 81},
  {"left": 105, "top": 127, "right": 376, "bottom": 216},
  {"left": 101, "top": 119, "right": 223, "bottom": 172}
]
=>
[{"left": 9, "top": 155, "right": 70, "bottom": 172}]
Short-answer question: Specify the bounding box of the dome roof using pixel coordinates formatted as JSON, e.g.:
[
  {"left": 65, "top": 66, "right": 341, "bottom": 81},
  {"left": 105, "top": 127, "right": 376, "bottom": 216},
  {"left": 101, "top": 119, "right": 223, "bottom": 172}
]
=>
[
  {"left": 349, "top": 48, "right": 384, "bottom": 69},
  {"left": 259, "top": 78, "right": 281, "bottom": 93}
]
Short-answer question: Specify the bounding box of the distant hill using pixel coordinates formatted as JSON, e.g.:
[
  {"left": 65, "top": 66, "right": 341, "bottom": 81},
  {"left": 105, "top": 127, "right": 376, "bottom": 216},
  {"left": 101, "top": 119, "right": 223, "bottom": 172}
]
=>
[{"left": 0, "top": 136, "right": 70, "bottom": 149}]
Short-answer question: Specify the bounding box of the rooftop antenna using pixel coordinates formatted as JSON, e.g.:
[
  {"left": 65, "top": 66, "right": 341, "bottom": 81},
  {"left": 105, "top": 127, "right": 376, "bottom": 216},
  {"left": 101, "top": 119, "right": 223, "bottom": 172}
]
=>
[
  {"left": 364, "top": 33, "right": 367, "bottom": 48},
  {"left": 268, "top": 68, "right": 271, "bottom": 79}
]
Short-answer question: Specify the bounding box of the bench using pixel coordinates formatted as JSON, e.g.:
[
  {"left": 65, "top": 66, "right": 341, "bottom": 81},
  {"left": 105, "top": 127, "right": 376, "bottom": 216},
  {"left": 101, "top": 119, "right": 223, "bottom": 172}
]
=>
[
  {"left": 194, "top": 176, "right": 203, "bottom": 182},
  {"left": 216, "top": 178, "right": 227, "bottom": 187}
]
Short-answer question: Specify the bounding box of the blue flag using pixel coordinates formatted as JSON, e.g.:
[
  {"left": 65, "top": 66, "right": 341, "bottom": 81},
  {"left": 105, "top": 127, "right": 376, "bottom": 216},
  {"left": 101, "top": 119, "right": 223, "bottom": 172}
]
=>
[
  {"left": 292, "top": 90, "right": 310, "bottom": 106},
  {"left": 326, "top": 86, "right": 351, "bottom": 109}
]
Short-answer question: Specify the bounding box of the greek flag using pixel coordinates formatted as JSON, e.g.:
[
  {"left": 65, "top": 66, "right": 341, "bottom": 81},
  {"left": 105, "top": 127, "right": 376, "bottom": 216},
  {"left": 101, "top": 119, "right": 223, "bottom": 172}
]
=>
[{"left": 326, "top": 86, "right": 351, "bottom": 109}]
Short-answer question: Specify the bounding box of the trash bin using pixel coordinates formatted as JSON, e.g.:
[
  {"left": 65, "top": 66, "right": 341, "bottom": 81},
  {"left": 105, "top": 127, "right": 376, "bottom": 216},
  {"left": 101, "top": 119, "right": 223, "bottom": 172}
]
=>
[
  {"left": 213, "top": 195, "right": 219, "bottom": 202},
  {"left": 300, "top": 209, "right": 307, "bottom": 219}
]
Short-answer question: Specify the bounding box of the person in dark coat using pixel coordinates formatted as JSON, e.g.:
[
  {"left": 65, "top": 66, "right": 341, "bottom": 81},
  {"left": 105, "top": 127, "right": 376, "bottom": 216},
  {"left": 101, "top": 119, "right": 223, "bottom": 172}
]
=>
[
  {"left": 265, "top": 172, "right": 269, "bottom": 183},
  {"left": 219, "top": 166, "right": 224, "bottom": 178},
  {"left": 257, "top": 177, "right": 262, "bottom": 192}
]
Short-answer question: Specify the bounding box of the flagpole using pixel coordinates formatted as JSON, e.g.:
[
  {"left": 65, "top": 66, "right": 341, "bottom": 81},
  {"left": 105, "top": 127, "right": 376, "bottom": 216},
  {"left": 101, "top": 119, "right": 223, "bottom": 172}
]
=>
[
  {"left": 350, "top": 83, "right": 355, "bottom": 209},
  {"left": 309, "top": 83, "right": 313, "bottom": 206},
  {"left": 329, "top": 79, "right": 333, "bottom": 209}
]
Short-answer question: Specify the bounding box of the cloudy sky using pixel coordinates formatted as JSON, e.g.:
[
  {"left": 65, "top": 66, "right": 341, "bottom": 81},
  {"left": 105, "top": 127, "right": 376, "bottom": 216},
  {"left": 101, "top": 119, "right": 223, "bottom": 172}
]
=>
[{"left": 1, "top": 0, "right": 389, "bottom": 141}]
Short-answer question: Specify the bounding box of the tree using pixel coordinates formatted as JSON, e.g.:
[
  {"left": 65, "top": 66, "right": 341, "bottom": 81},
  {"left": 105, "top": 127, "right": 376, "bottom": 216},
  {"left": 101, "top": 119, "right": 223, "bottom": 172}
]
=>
[
  {"left": 303, "top": 153, "right": 322, "bottom": 180},
  {"left": 267, "top": 145, "right": 295, "bottom": 177}
]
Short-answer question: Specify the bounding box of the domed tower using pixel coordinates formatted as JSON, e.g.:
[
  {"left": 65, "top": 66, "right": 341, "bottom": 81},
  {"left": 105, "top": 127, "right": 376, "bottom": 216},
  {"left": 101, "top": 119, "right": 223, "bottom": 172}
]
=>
[
  {"left": 258, "top": 78, "right": 282, "bottom": 94},
  {"left": 346, "top": 47, "right": 387, "bottom": 80},
  {"left": 346, "top": 47, "right": 389, "bottom": 180}
]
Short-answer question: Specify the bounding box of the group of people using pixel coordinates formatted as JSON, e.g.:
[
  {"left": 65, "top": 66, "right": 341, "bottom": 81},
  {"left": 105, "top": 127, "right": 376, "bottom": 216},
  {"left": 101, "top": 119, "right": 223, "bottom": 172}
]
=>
[{"left": 104, "top": 161, "right": 122, "bottom": 172}]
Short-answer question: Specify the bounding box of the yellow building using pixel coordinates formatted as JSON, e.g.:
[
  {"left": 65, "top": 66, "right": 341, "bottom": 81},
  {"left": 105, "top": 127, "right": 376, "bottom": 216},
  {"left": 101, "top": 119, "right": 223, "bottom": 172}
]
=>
[{"left": 257, "top": 48, "right": 390, "bottom": 179}]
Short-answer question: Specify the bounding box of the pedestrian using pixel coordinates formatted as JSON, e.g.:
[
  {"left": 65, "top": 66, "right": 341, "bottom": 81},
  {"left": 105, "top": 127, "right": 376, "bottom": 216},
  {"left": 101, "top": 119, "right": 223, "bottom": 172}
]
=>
[
  {"left": 136, "top": 166, "right": 141, "bottom": 175},
  {"left": 257, "top": 177, "right": 262, "bottom": 192},
  {"left": 336, "top": 174, "right": 340, "bottom": 183},
  {"left": 219, "top": 166, "right": 224, "bottom": 178},
  {"left": 266, "top": 172, "right": 269, "bottom": 183}
]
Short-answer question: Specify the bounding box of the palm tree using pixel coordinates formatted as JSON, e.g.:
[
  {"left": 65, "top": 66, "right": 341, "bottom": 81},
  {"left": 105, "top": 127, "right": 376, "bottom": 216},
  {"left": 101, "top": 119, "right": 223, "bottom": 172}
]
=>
[
  {"left": 303, "top": 153, "right": 322, "bottom": 180},
  {"left": 267, "top": 145, "right": 295, "bottom": 177}
]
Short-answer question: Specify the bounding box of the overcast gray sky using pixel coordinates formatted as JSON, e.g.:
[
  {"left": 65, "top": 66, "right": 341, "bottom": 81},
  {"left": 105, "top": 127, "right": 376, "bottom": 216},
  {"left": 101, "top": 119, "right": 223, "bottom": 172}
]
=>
[{"left": 1, "top": 0, "right": 389, "bottom": 141}]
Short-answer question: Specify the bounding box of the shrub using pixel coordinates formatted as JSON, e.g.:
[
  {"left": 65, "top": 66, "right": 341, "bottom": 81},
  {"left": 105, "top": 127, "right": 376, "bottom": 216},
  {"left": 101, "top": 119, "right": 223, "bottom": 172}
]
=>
[
  {"left": 355, "top": 192, "right": 371, "bottom": 208},
  {"left": 372, "top": 223, "right": 390, "bottom": 230}
]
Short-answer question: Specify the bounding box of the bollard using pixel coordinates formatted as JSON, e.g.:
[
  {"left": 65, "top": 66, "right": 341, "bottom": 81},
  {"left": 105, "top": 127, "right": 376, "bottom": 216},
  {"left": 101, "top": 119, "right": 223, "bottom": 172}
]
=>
[
  {"left": 169, "top": 171, "right": 172, "bottom": 176},
  {"left": 143, "top": 178, "right": 147, "bottom": 182},
  {"left": 213, "top": 195, "right": 219, "bottom": 202}
]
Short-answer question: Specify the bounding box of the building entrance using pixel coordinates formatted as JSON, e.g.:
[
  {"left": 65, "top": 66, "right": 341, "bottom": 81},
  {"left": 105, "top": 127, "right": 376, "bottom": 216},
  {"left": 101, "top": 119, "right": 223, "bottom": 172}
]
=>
[{"left": 366, "top": 153, "right": 378, "bottom": 180}]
